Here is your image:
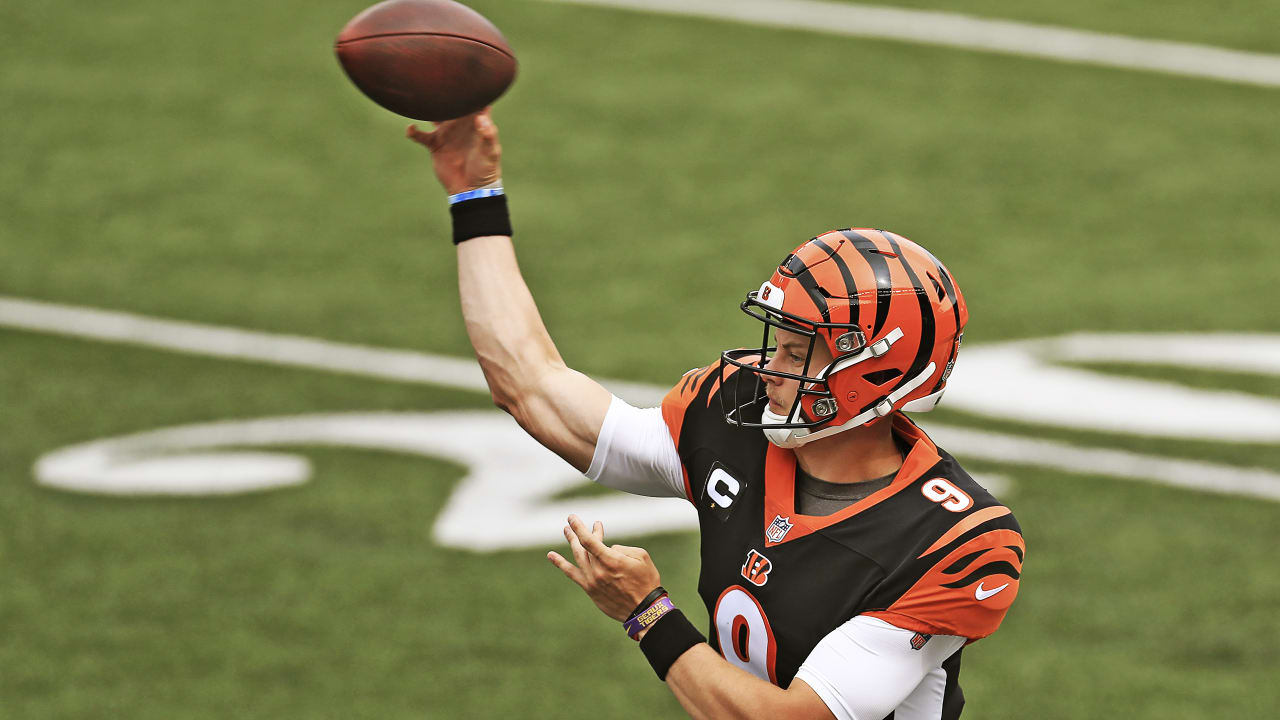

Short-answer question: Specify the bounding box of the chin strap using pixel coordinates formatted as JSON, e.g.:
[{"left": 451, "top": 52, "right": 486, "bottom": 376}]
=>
[
  {"left": 761, "top": 407, "right": 807, "bottom": 448},
  {"left": 762, "top": 362, "right": 937, "bottom": 448}
]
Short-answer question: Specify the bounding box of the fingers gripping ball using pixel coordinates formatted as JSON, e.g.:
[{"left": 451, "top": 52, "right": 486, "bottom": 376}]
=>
[{"left": 335, "top": 0, "right": 517, "bottom": 121}]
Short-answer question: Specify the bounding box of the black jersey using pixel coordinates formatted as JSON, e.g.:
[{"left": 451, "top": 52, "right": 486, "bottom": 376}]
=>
[{"left": 661, "top": 362, "right": 1024, "bottom": 716}]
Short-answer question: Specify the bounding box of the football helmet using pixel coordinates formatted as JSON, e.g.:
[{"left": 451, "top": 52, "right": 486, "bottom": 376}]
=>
[{"left": 720, "top": 228, "right": 968, "bottom": 448}]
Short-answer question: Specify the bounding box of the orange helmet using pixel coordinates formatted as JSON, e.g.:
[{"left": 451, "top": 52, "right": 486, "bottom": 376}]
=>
[{"left": 720, "top": 228, "right": 968, "bottom": 447}]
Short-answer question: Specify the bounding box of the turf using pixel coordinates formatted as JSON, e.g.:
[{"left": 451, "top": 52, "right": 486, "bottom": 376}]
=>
[
  {"left": 2, "top": 0, "right": 1278, "bottom": 717},
  {"left": 831, "top": 0, "right": 1280, "bottom": 54}
]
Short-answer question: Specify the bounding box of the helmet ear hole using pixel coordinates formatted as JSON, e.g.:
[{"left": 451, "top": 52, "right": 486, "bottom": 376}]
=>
[{"left": 862, "top": 368, "right": 903, "bottom": 386}]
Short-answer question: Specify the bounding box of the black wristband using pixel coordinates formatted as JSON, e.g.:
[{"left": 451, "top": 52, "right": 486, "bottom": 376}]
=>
[
  {"left": 626, "top": 586, "right": 668, "bottom": 621},
  {"left": 450, "top": 194, "right": 512, "bottom": 244},
  {"left": 638, "top": 609, "right": 705, "bottom": 681}
]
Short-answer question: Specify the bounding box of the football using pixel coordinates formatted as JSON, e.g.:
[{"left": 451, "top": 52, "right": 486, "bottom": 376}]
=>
[{"left": 335, "top": 0, "right": 517, "bottom": 121}]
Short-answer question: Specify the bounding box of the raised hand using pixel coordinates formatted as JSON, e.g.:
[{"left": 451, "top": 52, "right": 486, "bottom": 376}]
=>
[{"left": 406, "top": 108, "right": 502, "bottom": 195}]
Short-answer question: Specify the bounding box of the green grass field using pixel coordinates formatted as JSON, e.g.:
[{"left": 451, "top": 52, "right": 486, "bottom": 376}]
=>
[{"left": 3, "top": 1, "right": 1278, "bottom": 717}]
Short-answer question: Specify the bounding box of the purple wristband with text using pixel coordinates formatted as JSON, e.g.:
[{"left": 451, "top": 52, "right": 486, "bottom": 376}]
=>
[{"left": 623, "top": 595, "right": 675, "bottom": 640}]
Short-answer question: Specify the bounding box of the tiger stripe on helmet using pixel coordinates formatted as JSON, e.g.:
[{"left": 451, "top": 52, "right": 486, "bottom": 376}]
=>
[
  {"left": 780, "top": 252, "right": 832, "bottom": 324},
  {"left": 916, "top": 246, "right": 965, "bottom": 395},
  {"left": 919, "top": 245, "right": 961, "bottom": 324},
  {"left": 881, "top": 231, "right": 937, "bottom": 397},
  {"left": 839, "top": 229, "right": 894, "bottom": 337},
  {"left": 721, "top": 227, "right": 967, "bottom": 444},
  {"left": 809, "top": 235, "right": 859, "bottom": 326}
]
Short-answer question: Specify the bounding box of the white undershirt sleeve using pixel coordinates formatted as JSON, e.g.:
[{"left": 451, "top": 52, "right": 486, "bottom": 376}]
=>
[
  {"left": 585, "top": 395, "right": 686, "bottom": 499},
  {"left": 793, "top": 616, "right": 966, "bottom": 720}
]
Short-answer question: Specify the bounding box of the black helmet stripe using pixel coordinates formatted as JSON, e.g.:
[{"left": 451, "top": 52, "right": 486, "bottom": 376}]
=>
[
  {"left": 839, "top": 229, "right": 893, "bottom": 337},
  {"left": 920, "top": 248, "right": 962, "bottom": 394},
  {"left": 798, "top": 271, "right": 831, "bottom": 323},
  {"left": 811, "top": 236, "right": 859, "bottom": 325},
  {"left": 934, "top": 260, "right": 958, "bottom": 306},
  {"left": 882, "top": 232, "right": 935, "bottom": 393},
  {"left": 924, "top": 337, "right": 960, "bottom": 396},
  {"left": 781, "top": 253, "right": 831, "bottom": 324},
  {"left": 921, "top": 247, "right": 961, "bottom": 327}
]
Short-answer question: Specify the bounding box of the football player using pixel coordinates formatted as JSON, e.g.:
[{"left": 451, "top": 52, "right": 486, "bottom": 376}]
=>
[{"left": 408, "top": 110, "right": 1024, "bottom": 720}]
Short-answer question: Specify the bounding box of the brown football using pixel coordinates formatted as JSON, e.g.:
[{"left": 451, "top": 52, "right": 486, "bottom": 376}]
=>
[{"left": 335, "top": 0, "right": 517, "bottom": 121}]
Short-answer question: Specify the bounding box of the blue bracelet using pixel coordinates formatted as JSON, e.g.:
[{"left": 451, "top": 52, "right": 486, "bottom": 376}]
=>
[{"left": 448, "top": 186, "right": 505, "bottom": 205}]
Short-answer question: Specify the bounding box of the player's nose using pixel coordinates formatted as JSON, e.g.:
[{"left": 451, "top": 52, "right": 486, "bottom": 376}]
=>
[
  {"left": 761, "top": 365, "right": 785, "bottom": 387},
  {"left": 762, "top": 352, "right": 786, "bottom": 377}
]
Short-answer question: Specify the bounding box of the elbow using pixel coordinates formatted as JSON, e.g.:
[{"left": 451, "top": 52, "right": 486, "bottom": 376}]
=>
[
  {"left": 489, "top": 388, "right": 546, "bottom": 443},
  {"left": 475, "top": 348, "right": 560, "bottom": 418},
  {"left": 483, "top": 372, "right": 522, "bottom": 415},
  {"left": 467, "top": 324, "right": 563, "bottom": 416},
  {"left": 477, "top": 359, "right": 533, "bottom": 418},
  {"left": 489, "top": 388, "right": 519, "bottom": 416}
]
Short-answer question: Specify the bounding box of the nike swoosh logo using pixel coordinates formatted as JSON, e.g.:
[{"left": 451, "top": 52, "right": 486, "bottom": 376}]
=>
[{"left": 975, "top": 582, "right": 1009, "bottom": 601}]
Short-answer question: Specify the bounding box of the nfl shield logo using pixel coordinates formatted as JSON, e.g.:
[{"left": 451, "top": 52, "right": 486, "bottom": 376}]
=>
[{"left": 766, "top": 515, "right": 793, "bottom": 543}]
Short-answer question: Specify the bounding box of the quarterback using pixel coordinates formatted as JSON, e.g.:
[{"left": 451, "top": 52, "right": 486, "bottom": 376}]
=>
[{"left": 408, "top": 110, "right": 1024, "bottom": 720}]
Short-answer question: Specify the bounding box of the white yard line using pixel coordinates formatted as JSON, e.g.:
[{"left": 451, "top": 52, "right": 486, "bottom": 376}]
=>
[
  {"left": 927, "top": 425, "right": 1280, "bottom": 502},
  {"left": 539, "top": 0, "right": 1280, "bottom": 88},
  {"left": 0, "top": 295, "right": 666, "bottom": 406},
  {"left": 4, "top": 294, "right": 1279, "bottom": 502}
]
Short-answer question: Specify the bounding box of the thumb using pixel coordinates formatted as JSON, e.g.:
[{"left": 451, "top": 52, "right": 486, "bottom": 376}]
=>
[
  {"left": 476, "top": 111, "right": 498, "bottom": 140},
  {"left": 406, "top": 123, "right": 436, "bottom": 149}
]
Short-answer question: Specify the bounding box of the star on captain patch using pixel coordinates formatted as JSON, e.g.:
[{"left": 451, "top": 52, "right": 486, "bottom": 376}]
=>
[{"left": 765, "top": 514, "right": 793, "bottom": 543}]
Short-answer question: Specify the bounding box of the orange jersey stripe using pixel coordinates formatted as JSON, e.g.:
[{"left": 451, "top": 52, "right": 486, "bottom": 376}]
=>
[
  {"left": 918, "top": 505, "right": 1011, "bottom": 558},
  {"left": 662, "top": 361, "right": 739, "bottom": 502},
  {"left": 869, "top": 527, "right": 1024, "bottom": 639}
]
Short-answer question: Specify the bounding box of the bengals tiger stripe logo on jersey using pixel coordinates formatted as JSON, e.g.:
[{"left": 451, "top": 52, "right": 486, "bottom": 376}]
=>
[{"left": 740, "top": 549, "right": 773, "bottom": 586}]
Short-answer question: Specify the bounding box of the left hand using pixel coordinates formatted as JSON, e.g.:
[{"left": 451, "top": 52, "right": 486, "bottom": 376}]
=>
[{"left": 547, "top": 515, "right": 662, "bottom": 622}]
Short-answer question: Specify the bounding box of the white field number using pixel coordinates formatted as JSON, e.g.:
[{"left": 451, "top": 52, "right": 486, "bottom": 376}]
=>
[{"left": 27, "top": 332, "right": 1280, "bottom": 551}]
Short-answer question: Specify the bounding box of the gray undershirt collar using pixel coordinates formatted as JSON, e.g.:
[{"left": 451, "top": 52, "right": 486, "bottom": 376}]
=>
[{"left": 796, "top": 468, "right": 897, "bottom": 517}]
